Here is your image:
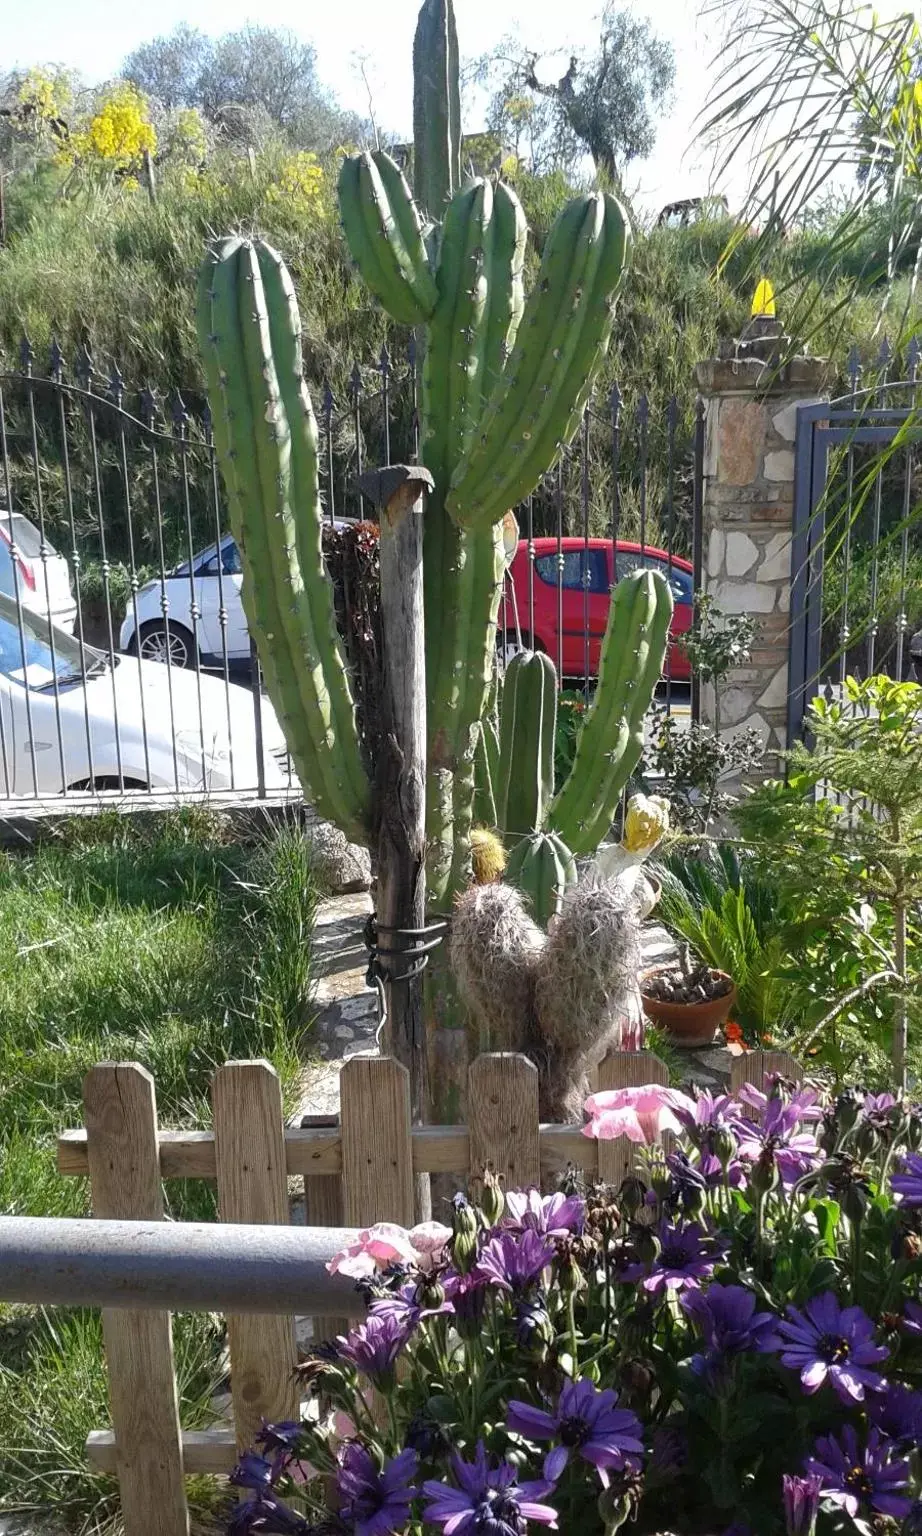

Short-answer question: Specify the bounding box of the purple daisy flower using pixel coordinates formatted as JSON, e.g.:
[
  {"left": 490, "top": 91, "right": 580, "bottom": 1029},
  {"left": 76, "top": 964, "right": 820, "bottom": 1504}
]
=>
[
  {"left": 507, "top": 1378, "right": 644, "bottom": 1488},
  {"left": 338, "top": 1444, "right": 418, "bottom": 1536},
  {"left": 422, "top": 1441, "right": 558, "bottom": 1536},
  {"left": 891, "top": 1152, "right": 922, "bottom": 1206},
  {"left": 680, "top": 1283, "right": 781, "bottom": 1374},
  {"left": 782, "top": 1474, "right": 822, "bottom": 1536},
  {"left": 739, "top": 1080, "right": 823, "bottom": 1124},
  {"left": 627, "top": 1220, "right": 715, "bottom": 1294},
  {"left": 774, "top": 1292, "right": 888, "bottom": 1403},
  {"left": 902, "top": 1298, "right": 922, "bottom": 1335},
  {"left": 335, "top": 1311, "right": 414, "bottom": 1384},
  {"left": 504, "top": 1190, "right": 585, "bottom": 1238},
  {"left": 230, "top": 1452, "right": 276, "bottom": 1494},
  {"left": 805, "top": 1425, "right": 912, "bottom": 1519},
  {"left": 227, "top": 1494, "right": 309, "bottom": 1534},
  {"left": 474, "top": 1229, "right": 555, "bottom": 1293},
  {"left": 674, "top": 1090, "right": 743, "bottom": 1136},
  {"left": 869, "top": 1383, "right": 922, "bottom": 1447}
]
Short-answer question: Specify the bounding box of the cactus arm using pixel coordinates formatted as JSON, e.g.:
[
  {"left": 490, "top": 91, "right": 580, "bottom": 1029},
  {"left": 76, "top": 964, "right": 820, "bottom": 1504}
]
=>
[
  {"left": 338, "top": 153, "right": 437, "bottom": 326},
  {"left": 370, "top": 150, "right": 438, "bottom": 308},
  {"left": 496, "top": 649, "right": 557, "bottom": 838},
  {"left": 477, "top": 181, "right": 527, "bottom": 418},
  {"left": 197, "top": 238, "right": 371, "bottom": 844},
  {"left": 254, "top": 241, "right": 372, "bottom": 813},
  {"left": 448, "top": 193, "right": 631, "bottom": 530},
  {"left": 505, "top": 830, "right": 577, "bottom": 929},
  {"left": 412, "top": 0, "right": 461, "bottom": 217},
  {"left": 547, "top": 570, "right": 672, "bottom": 856}
]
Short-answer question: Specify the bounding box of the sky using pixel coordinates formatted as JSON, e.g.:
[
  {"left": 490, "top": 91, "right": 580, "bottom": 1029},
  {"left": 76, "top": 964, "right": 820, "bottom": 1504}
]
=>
[{"left": 5, "top": 0, "right": 727, "bottom": 214}]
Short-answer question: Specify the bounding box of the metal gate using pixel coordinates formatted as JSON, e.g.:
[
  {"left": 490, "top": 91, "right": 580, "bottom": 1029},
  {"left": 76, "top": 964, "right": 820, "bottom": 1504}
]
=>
[
  {"left": 788, "top": 342, "right": 922, "bottom": 746},
  {"left": 0, "top": 336, "right": 700, "bottom": 807}
]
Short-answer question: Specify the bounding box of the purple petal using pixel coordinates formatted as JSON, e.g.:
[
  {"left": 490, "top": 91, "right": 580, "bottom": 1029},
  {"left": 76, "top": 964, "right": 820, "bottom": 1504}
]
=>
[
  {"left": 800, "top": 1359, "right": 828, "bottom": 1392},
  {"left": 543, "top": 1447, "right": 569, "bottom": 1482},
  {"left": 506, "top": 1401, "right": 558, "bottom": 1441}
]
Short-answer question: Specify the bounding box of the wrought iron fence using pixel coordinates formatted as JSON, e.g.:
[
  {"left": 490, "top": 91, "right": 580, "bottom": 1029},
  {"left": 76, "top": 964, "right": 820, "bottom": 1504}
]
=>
[
  {"left": 788, "top": 339, "right": 922, "bottom": 745},
  {"left": 0, "top": 336, "right": 701, "bottom": 806}
]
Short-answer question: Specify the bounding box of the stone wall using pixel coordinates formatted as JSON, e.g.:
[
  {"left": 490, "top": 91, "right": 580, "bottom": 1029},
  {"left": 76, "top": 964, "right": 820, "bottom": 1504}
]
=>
[{"left": 695, "top": 355, "right": 828, "bottom": 771}]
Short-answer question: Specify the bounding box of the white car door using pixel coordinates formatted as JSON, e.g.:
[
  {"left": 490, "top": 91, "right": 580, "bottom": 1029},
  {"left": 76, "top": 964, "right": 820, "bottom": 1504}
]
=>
[{"left": 196, "top": 540, "right": 248, "bottom": 662}]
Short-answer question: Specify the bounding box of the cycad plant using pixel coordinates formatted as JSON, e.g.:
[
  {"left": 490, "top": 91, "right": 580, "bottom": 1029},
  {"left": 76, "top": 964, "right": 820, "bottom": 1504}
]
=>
[{"left": 655, "top": 844, "right": 798, "bottom": 1044}]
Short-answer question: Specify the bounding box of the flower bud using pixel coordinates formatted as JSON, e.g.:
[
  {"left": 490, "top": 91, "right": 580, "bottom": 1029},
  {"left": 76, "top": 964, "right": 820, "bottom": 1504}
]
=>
[
  {"left": 835, "top": 1089, "right": 862, "bottom": 1133},
  {"left": 783, "top": 1474, "right": 821, "bottom": 1536},
  {"left": 417, "top": 1275, "right": 445, "bottom": 1309},
  {"left": 554, "top": 1250, "right": 586, "bottom": 1297},
  {"left": 854, "top": 1119, "right": 879, "bottom": 1160},
  {"left": 714, "top": 1126, "right": 738, "bottom": 1171},
  {"left": 749, "top": 1146, "right": 779, "bottom": 1198},
  {"left": 479, "top": 1167, "right": 505, "bottom": 1228},
  {"left": 451, "top": 1194, "right": 480, "bottom": 1274},
  {"left": 598, "top": 1469, "right": 643, "bottom": 1535},
  {"left": 618, "top": 1176, "right": 647, "bottom": 1218}
]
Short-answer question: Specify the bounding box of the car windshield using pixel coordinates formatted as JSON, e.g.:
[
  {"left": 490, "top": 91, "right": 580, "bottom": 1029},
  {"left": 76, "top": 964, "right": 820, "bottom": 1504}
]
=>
[
  {"left": 0, "top": 598, "right": 105, "bottom": 690},
  {"left": 0, "top": 513, "right": 56, "bottom": 558}
]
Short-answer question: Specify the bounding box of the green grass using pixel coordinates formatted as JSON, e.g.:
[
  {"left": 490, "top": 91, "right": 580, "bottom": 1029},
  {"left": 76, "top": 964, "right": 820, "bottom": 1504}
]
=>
[{"left": 0, "top": 805, "right": 321, "bottom": 1533}]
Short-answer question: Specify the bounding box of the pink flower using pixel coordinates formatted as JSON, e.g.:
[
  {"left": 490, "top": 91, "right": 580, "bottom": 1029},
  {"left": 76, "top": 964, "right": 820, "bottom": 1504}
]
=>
[
  {"left": 326, "top": 1221, "right": 418, "bottom": 1277},
  {"left": 326, "top": 1220, "right": 452, "bottom": 1278},
  {"left": 582, "top": 1084, "right": 695, "bottom": 1145},
  {"left": 408, "top": 1221, "right": 452, "bottom": 1272}
]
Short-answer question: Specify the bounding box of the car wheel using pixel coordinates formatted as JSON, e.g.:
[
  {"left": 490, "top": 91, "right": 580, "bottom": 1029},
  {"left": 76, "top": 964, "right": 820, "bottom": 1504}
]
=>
[{"left": 136, "top": 620, "right": 196, "bottom": 670}]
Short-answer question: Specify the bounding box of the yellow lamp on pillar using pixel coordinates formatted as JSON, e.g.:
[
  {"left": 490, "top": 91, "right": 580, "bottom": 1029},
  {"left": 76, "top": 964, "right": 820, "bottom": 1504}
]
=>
[{"left": 751, "top": 278, "right": 776, "bottom": 319}]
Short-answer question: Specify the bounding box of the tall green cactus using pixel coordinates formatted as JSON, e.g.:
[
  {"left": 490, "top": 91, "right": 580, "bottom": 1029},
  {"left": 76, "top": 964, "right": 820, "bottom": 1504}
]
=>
[{"left": 196, "top": 0, "right": 658, "bottom": 918}]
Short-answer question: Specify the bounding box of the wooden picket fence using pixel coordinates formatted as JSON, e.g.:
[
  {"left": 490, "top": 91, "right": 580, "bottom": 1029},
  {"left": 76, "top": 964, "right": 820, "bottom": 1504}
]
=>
[{"left": 55, "top": 1046, "right": 799, "bottom": 1536}]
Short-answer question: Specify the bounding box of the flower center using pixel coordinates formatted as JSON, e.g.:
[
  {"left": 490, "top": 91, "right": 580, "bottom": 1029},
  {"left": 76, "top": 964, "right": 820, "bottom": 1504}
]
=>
[
  {"left": 845, "top": 1466, "right": 873, "bottom": 1499},
  {"left": 819, "top": 1333, "right": 850, "bottom": 1364},
  {"left": 559, "top": 1414, "right": 590, "bottom": 1448},
  {"left": 661, "top": 1243, "right": 691, "bottom": 1268},
  {"left": 474, "top": 1492, "right": 525, "bottom": 1536}
]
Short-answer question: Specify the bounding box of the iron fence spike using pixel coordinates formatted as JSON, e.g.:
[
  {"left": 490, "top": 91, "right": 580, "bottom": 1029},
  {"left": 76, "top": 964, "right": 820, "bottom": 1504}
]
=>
[
  {"left": 19, "top": 336, "right": 34, "bottom": 375},
  {"left": 49, "top": 336, "right": 64, "bottom": 382}
]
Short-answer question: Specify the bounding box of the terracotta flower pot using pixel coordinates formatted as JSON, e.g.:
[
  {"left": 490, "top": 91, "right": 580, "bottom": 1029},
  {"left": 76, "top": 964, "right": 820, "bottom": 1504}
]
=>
[{"left": 639, "top": 967, "right": 737, "bottom": 1048}]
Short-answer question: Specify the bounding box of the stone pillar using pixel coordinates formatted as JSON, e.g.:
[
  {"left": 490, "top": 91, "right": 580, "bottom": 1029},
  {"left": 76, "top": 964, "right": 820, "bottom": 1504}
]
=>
[{"left": 695, "top": 355, "right": 829, "bottom": 772}]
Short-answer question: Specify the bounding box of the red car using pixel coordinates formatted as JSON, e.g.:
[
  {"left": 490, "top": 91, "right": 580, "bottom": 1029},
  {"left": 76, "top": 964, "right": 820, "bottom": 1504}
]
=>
[{"left": 498, "top": 538, "right": 694, "bottom": 681}]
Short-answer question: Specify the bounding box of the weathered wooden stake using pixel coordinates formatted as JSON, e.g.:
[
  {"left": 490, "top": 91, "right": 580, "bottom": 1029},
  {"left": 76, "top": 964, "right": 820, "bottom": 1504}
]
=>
[{"left": 357, "top": 466, "right": 432, "bottom": 1180}]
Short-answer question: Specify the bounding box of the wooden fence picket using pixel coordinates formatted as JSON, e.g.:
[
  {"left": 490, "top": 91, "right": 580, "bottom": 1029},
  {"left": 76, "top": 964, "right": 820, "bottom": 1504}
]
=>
[
  {"left": 212, "top": 1061, "right": 298, "bottom": 1452},
  {"left": 594, "top": 1050, "right": 670, "bottom": 1187},
  {"left": 340, "top": 1056, "right": 415, "bottom": 1227},
  {"left": 302, "top": 1112, "right": 349, "bottom": 1343},
  {"left": 83, "top": 1063, "right": 188, "bottom": 1536},
  {"left": 468, "top": 1053, "right": 540, "bottom": 1192}
]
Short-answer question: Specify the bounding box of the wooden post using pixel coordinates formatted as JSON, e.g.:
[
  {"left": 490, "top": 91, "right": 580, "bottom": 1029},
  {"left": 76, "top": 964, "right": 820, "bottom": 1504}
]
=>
[
  {"left": 595, "top": 1051, "right": 669, "bottom": 1189},
  {"left": 357, "top": 466, "right": 431, "bottom": 1113},
  {"left": 142, "top": 147, "right": 157, "bottom": 204},
  {"left": 83, "top": 1063, "right": 188, "bottom": 1536},
  {"left": 357, "top": 465, "right": 432, "bottom": 1220}
]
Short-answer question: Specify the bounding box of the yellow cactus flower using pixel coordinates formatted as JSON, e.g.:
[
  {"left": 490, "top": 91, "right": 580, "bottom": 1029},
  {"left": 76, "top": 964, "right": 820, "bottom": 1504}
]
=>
[
  {"left": 470, "top": 827, "right": 507, "bottom": 885},
  {"left": 622, "top": 793, "right": 670, "bottom": 857}
]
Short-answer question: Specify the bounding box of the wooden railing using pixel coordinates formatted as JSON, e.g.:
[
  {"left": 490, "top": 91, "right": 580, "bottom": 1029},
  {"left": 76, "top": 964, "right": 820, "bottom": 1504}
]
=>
[{"left": 39, "top": 1046, "right": 799, "bottom": 1536}]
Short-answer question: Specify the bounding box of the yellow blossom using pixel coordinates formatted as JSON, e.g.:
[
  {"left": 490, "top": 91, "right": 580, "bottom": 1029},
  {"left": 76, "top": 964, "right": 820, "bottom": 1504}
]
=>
[
  {"left": 621, "top": 794, "right": 670, "bottom": 857},
  {"left": 265, "top": 151, "right": 326, "bottom": 218},
  {"left": 69, "top": 83, "right": 156, "bottom": 172}
]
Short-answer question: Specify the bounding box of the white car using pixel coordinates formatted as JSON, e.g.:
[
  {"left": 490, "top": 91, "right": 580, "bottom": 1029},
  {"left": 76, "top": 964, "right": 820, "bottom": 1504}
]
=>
[
  {"left": 0, "top": 592, "right": 294, "bottom": 798},
  {"left": 0, "top": 511, "right": 76, "bottom": 632},
  {"left": 119, "top": 527, "right": 358, "bottom": 668}
]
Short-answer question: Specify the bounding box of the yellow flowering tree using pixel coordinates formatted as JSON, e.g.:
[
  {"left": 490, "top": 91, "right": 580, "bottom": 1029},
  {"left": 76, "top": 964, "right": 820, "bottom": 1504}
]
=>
[
  {"left": 64, "top": 83, "right": 157, "bottom": 181},
  {"left": 264, "top": 150, "right": 326, "bottom": 219}
]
